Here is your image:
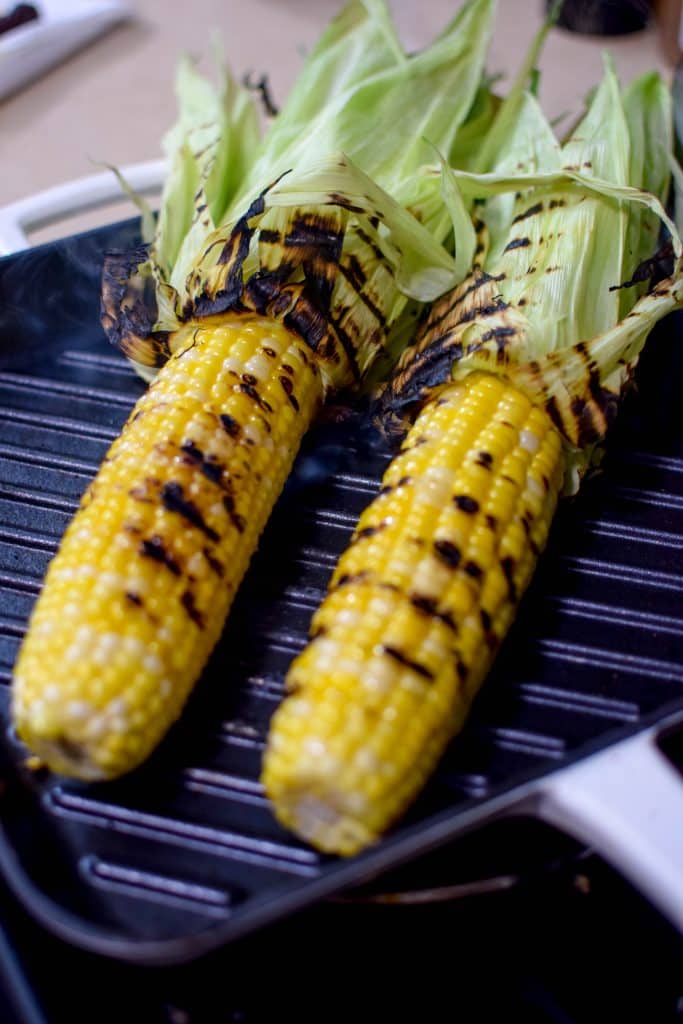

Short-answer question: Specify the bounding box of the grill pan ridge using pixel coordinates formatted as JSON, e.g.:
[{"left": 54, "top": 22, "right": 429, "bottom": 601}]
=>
[{"left": 0, "top": 220, "right": 681, "bottom": 963}]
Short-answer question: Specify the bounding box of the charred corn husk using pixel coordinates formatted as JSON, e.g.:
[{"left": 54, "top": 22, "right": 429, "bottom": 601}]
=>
[
  {"left": 13, "top": 318, "right": 322, "bottom": 778},
  {"left": 263, "top": 373, "right": 563, "bottom": 854},
  {"left": 13, "top": 0, "right": 499, "bottom": 778},
  {"left": 263, "top": 62, "right": 683, "bottom": 853}
]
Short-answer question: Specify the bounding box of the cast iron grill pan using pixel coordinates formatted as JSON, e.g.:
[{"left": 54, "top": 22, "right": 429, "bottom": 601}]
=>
[{"left": 0, "top": 221, "right": 681, "bottom": 963}]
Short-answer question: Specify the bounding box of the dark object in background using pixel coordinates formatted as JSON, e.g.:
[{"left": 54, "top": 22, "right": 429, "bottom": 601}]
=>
[
  {"left": 547, "top": 0, "right": 650, "bottom": 34},
  {"left": 0, "top": 3, "right": 39, "bottom": 37}
]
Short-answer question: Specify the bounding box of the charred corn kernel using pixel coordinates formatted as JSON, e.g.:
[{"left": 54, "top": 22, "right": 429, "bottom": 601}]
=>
[
  {"left": 262, "top": 372, "right": 564, "bottom": 855},
  {"left": 13, "top": 315, "right": 323, "bottom": 780}
]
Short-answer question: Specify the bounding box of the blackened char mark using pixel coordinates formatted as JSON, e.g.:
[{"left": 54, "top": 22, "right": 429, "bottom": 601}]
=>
[
  {"left": 382, "top": 645, "right": 434, "bottom": 681},
  {"left": 512, "top": 201, "right": 544, "bottom": 225},
  {"left": 410, "top": 594, "right": 458, "bottom": 632},
  {"left": 220, "top": 414, "right": 241, "bottom": 438},
  {"left": 352, "top": 522, "right": 387, "bottom": 543},
  {"left": 242, "top": 72, "right": 279, "bottom": 117},
  {"left": 283, "top": 298, "right": 329, "bottom": 357},
  {"left": 285, "top": 214, "right": 343, "bottom": 254},
  {"left": 377, "top": 335, "right": 463, "bottom": 419},
  {"left": 338, "top": 260, "right": 388, "bottom": 328},
  {"left": 333, "top": 571, "right": 370, "bottom": 589},
  {"left": 422, "top": 271, "right": 507, "bottom": 335},
  {"left": 327, "top": 312, "right": 362, "bottom": 383},
  {"left": 244, "top": 264, "right": 294, "bottom": 315},
  {"left": 192, "top": 185, "right": 273, "bottom": 318},
  {"left": 140, "top": 536, "right": 181, "bottom": 576},
  {"left": 180, "top": 441, "right": 224, "bottom": 484},
  {"left": 609, "top": 239, "right": 674, "bottom": 292},
  {"left": 501, "top": 557, "right": 517, "bottom": 601},
  {"left": 327, "top": 191, "right": 365, "bottom": 215},
  {"left": 503, "top": 237, "right": 531, "bottom": 253},
  {"left": 222, "top": 494, "right": 246, "bottom": 533},
  {"left": 279, "top": 374, "right": 300, "bottom": 411},
  {"left": 239, "top": 381, "right": 273, "bottom": 413},
  {"left": 181, "top": 590, "right": 205, "bottom": 629},
  {"left": 454, "top": 495, "right": 479, "bottom": 514},
  {"left": 101, "top": 245, "right": 171, "bottom": 367},
  {"left": 478, "top": 326, "right": 516, "bottom": 351},
  {"left": 433, "top": 539, "right": 461, "bottom": 568},
  {"left": 161, "top": 482, "right": 220, "bottom": 542},
  {"left": 570, "top": 395, "right": 601, "bottom": 447},
  {"left": 587, "top": 368, "right": 619, "bottom": 433},
  {"left": 203, "top": 547, "right": 225, "bottom": 577}
]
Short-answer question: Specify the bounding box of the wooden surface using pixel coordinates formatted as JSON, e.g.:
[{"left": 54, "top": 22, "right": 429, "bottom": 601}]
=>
[{"left": 0, "top": 0, "right": 671, "bottom": 242}]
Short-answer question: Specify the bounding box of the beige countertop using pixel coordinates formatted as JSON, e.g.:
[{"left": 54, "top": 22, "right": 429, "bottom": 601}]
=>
[{"left": 1, "top": 0, "right": 671, "bottom": 243}]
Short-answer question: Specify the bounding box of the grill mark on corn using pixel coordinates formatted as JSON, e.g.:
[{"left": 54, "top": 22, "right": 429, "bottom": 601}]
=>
[
  {"left": 140, "top": 536, "right": 181, "bottom": 576},
  {"left": 454, "top": 495, "right": 479, "bottom": 514},
  {"left": 410, "top": 594, "right": 458, "bottom": 632},
  {"left": 476, "top": 451, "right": 493, "bottom": 469},
  {"left": 279, "top": 374, "right": 300, "bottom": 411},
  {"left": 239, "top": 381, "right": 273, "bottom": 413},
  {"left": 464, "top": 560, "right": 483, "bottom": 579},
  {"left": 222, "top": 494, "right": 246, "bottom": 534},
  {"left": 501, "top": 556, "right": 517, "bottom": 600},
  {"left": 203, "top": 547, "right": 225, "bottom": 577},
  {"left": 181, "top": 590, "right": 205, "bottom": 629},
  {"left": 433, "top": 539, "right": 461, "bottom": 568},
  {"left": 382, "top": 645, "right": 434, "bottom": 681},
  {"left": 180, "top": 441, "right": 225, "bottom": 484},
  {"left": 125, "top": 591, "right": 143, "bottom": 607},
  {"left": 160, "top": 482, "right": 220, "bottom": 542},
  {"left": 352, "top": 522, "right": 387, "bottom": 543}
]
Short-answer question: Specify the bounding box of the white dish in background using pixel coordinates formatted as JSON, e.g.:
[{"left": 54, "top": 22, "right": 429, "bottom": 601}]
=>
[{"left": 0, "top": 0, "right": 130, "bottom": 100}]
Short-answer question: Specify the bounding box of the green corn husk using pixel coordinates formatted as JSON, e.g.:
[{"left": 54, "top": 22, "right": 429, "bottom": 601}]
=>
[
  {"left": 102, "top": 0, "right": 501, "bottom": 393},
  {"left": 379, "top": 58, "right": 682, "bottom": 491}
]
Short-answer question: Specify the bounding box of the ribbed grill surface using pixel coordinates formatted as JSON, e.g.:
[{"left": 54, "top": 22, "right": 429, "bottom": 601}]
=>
[{"left": 0, "top": 223, "right": 681, "bottom": 947}]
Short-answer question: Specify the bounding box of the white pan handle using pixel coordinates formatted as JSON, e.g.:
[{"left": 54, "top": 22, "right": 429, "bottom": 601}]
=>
[
  {"left": 535, "top": 721, "right": 683, "bottom": 933},
  {"left": 0, "top": 159, "right": 167, "bottom": 256}
]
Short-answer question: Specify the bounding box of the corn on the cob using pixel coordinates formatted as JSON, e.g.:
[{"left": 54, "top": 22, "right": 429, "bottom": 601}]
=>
[
  {"left": 263, "top": 63, "right": 683, "bottom": 854},
  {"left": 12, "top": 0, "right": 499, "bottom": 778},
  {"left": 13, "top": 317, "right": 322, "bottom": 779},
  {"left": 263, "top": 372, "right": 563, "bottom": 853}
]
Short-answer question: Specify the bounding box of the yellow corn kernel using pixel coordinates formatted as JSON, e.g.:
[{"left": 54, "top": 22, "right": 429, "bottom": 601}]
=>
[
  {"left": 13, "top": 315, "right": 323, "bottom": 780},
  {"left": 262, "top": 372, "right": 565, "bottom": 856}
]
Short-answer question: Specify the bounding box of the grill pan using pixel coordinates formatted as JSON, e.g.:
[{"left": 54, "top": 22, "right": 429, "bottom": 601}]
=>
[{"left": 0, "top": 210, "right": 682, "bottom": 965}]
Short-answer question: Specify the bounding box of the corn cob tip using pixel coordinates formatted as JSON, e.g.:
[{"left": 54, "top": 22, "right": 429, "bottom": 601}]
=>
[{"left": 264, "top": 769, "right": 376, "bottom": 857}]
